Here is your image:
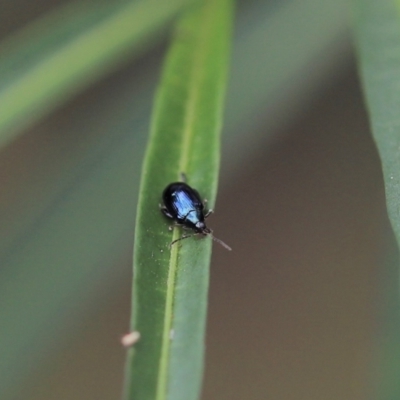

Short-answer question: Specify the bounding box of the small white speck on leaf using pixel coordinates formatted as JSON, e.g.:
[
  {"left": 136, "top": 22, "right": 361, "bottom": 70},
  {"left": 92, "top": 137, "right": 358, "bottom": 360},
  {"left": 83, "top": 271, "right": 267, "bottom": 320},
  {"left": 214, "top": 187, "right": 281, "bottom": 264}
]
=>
[{"left": 121, "top": 331, "right": 141, "bottom": 347}]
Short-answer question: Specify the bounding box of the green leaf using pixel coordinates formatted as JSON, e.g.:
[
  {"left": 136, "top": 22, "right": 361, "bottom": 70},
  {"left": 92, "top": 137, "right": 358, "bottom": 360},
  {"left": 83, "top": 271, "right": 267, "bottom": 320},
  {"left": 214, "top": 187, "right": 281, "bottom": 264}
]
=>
[
  {"left": 0, "top": 0, "right": 193, "bottom": 149},
  {"left": 354, "top": 0, "right": 400, "bottom": 398},
  {"left": 123, "top": 1, "right": 234, "bottom": 399}
]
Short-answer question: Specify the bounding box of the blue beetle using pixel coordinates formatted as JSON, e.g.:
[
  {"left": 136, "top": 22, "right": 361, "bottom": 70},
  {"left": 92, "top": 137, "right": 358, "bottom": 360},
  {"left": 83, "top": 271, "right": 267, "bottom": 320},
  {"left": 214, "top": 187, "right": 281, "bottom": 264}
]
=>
[{"left": 161, "top": 180, "right": 231, "bottom": 250}]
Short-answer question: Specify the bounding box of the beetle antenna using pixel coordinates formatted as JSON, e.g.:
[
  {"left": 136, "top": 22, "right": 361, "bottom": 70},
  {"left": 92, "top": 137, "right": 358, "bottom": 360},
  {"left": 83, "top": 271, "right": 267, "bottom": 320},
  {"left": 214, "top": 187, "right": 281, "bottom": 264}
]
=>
[
  {"left": 170, "top": 234, "right": 193, "bottom": 248},
  {"left": 169, "top": 233, "right": 232, "bottom": 251},
  {"left": 210, "top": 234, "right": 232, "bottom": 251}
]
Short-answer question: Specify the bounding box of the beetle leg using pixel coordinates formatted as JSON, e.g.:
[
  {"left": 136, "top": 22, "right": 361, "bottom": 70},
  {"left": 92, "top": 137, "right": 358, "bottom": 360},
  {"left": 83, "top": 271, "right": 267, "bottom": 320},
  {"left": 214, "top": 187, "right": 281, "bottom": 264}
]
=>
[
  {"left": 169, "top": 223, "right": 192, "bottom": 231},
  {"left": 160, "top": 205, "right": 174, "bottom": 219},
  {"left": 180, "top": 172, "right": 187, "bottom": 182},
  {"left": 168, "top": 223, "right": 182, "bottom": 231},
  {"left": 204, "top": 209, "right": 214, "bottom": 218}
]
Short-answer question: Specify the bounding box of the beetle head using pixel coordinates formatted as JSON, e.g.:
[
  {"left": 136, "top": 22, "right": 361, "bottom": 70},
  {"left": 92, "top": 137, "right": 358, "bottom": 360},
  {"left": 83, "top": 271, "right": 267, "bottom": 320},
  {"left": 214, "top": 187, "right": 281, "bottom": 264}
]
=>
[{"left": 195, "top": 221, "right": 209, "bottom": 233}]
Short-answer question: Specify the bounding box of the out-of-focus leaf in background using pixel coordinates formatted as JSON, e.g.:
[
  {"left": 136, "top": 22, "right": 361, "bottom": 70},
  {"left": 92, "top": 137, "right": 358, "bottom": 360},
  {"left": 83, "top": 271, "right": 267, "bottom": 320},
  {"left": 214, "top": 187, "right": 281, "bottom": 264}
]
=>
[
  {"left": 354, "top": 0, "right": 400, "bottom": 397},
  {"left": 0, "top": 0, "right": 193, "bottom": 149}
]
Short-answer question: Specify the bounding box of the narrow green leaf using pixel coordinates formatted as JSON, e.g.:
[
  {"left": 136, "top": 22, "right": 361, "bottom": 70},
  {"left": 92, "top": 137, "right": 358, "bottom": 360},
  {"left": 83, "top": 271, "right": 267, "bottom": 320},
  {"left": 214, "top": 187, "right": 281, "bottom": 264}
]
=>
[
  {"left": 124, "top": 1, "right": 234, "bottom": 399},
  {"left": 354, "top": 0, "right": 400, "bottom": 398},
  {"left": 0, "top": 0, "right": 193, "bottom": 149}
]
